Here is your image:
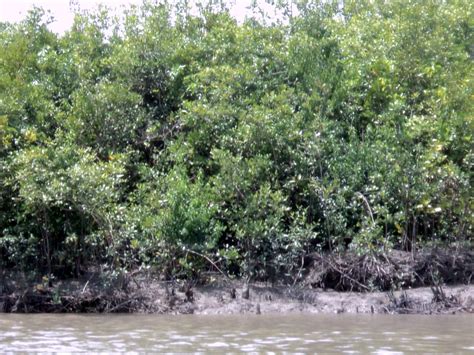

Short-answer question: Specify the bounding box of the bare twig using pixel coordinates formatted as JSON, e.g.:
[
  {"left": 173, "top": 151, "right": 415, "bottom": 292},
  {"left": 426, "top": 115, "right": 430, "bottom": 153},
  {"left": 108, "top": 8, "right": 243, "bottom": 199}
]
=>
[
  {"left": 107, "top": 299, "right": 132, "bottom": 313},
  {"left": 292, "top": 254, "right": 306, "bottom": 287},
  {"left": 325, "top": 257, "right": 371, "bottom": 291},
  {"left": 81, "top": 280, "right": 90, "bottom": 294},
  {"left": 185, "top": 248, "right": 231, "bottom": 282},
  {"left": 356, "top": 192, "right": 375, "bottom": 225}
]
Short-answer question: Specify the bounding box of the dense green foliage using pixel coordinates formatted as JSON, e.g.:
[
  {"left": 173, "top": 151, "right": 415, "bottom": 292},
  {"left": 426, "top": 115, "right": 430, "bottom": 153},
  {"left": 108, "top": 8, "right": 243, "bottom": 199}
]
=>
[{"left": 0, "top": 0, "right": 472, "bottom": 281}]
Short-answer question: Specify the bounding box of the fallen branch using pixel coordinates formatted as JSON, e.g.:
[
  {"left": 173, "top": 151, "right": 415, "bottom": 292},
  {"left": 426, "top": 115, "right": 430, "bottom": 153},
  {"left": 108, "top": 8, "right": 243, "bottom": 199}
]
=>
[{"left": 324, "top": 257, "right": 371, "bottom": 291}]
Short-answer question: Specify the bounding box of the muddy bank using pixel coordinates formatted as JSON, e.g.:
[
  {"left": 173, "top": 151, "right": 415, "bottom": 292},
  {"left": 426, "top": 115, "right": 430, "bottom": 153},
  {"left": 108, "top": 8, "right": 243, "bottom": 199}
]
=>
[
  {"left": 1, "top": 277, "right": 473, "bottom": 316},
  {"left": 1, "top": 248, "right": 472, "bottom": 315},
  {"left": 186, "top": 283, "right": 474, "bottom": 315},
  {"left": 304, "top": 248, "right": 473, "bottom": 291}
]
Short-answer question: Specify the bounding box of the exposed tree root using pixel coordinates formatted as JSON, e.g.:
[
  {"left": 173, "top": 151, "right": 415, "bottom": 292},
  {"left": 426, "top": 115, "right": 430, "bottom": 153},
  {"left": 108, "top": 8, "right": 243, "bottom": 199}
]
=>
[
  {"left": 384, "top": 285, "right": 468, "bottom": 315},
  {"left": 304, "top": 247, "right": 473, "bottom": 292},
  {"left": 0, "top": 248, "right": 472, "bottom": 314}
]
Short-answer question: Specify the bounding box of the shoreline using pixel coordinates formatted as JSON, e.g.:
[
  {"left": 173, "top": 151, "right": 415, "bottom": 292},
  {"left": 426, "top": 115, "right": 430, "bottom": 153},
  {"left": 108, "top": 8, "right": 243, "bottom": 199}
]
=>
[
  {"left": 1, "top": 278, "right": 472, "bottom": 316},
  {"left": 1, "top": 248, "right": 472, "bottom": 315}
]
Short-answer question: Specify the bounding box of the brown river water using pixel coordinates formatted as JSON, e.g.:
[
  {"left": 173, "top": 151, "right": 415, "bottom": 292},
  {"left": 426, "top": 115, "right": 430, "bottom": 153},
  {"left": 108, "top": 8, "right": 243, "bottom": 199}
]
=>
[{"left": 0, "top": 314, "right": 473, "bottom": 353}]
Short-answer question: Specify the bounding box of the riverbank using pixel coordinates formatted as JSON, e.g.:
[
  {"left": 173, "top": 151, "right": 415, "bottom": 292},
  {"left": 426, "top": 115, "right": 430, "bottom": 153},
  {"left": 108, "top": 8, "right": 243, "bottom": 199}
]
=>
[
  {"left": 1, "top": 278, "right": 473, "bottom": 316},
  {"left": 1, "top": 248, "right": 472, "bottom": 315}
]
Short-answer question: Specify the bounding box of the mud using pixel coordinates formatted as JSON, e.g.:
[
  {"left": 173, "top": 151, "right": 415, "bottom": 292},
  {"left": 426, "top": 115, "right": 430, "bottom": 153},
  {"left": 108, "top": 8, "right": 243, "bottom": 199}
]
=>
[
  {"left": 1, "top": 276, "right": 473, "bottom": 316},
  {"left": 1, "top": 248, "right": 472, "bottom": 315},
  {"left": 304, "top": 248, "right": 473, "bottom": 291}
]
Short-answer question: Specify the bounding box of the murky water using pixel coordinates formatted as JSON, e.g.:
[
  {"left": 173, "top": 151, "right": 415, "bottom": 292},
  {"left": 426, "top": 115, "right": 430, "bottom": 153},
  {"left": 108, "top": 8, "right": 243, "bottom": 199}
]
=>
[{"left": 0, "top": 314, "right": 473, "bottom": 353}]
